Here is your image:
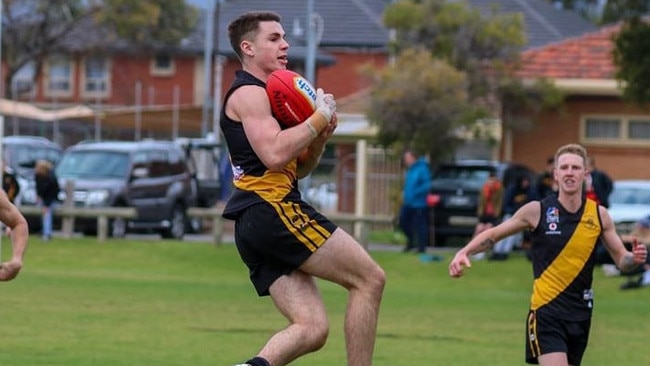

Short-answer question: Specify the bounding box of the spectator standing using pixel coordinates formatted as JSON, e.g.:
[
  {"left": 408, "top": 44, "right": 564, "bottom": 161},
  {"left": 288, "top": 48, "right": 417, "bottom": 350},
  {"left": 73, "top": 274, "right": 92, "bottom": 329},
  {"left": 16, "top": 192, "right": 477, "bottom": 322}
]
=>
[
  {"left": 34, "top": 160, "right": 60, "bottom": 241},
  {"left": 490, "top": 174, "right": 534, "bottom": 260},
  {"left": 535, "top": 156, "right": 557, "bottom": 200},
  {"left": 473, "top": 171, "right": 504, "bottom": 238},
  {"left": 398, "top": 149, "right": 432, "bottom": 253},
  {"left": 585, "top": 156, "right": 613, "bottom": 207}
]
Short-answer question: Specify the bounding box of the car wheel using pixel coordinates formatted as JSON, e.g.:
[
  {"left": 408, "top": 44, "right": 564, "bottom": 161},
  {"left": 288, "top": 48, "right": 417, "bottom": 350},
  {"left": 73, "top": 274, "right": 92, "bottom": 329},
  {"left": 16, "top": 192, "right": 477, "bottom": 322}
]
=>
[
  {"left": 188, "top": 217, "right": 202, "bottom": 233},
  {"left": 161, "top": 205, "right": 186, "bottom": 239}
]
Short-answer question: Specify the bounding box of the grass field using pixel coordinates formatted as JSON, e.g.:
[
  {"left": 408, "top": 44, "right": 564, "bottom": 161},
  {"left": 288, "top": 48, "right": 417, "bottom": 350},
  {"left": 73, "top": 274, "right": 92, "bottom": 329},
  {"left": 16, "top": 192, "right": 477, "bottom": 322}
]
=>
[{"left": 1, "top": 236, "right": 649, "bottom": 365}]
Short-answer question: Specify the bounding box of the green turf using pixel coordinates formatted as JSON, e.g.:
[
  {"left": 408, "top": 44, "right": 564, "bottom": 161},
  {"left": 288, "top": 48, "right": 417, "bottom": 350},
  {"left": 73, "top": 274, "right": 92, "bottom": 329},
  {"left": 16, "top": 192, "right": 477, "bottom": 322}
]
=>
[{"left": 1, "top": 237, "right": 648, "bottom": 365}]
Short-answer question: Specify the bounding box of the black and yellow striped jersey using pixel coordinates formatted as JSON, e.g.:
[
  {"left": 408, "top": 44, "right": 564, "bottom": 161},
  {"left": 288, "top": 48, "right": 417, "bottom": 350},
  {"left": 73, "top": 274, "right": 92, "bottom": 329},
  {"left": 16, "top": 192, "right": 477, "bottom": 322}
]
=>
[
  {"left": 529, "top": 196, "right": 602, "bottom": 320},
  {"left": 220, "top": 70, "right": 301, "bottom": 220}
]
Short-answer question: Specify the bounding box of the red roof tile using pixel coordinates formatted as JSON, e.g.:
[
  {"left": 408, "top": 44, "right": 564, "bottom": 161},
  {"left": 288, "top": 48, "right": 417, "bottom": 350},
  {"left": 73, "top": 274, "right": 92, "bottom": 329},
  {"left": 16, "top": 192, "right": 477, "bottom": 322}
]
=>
[{"left": 517, "top": 24, "right": 620, "bottom": 80}]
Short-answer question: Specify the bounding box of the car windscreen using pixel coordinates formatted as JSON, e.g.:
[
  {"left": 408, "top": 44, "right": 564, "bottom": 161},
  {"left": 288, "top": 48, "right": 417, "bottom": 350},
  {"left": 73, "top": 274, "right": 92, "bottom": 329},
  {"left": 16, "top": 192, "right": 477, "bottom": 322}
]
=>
[
  {"left": 609, "top": 185, "right": 650, "bottom": 205},
  {"left": 56, "top": 151, "right": 130, "bottom": 179},
  {"left": 433, "top": 166, "right": 493, "bottom": 186},
  {"left": 5, "top": 145, "right": 62, "bottom": 175}
]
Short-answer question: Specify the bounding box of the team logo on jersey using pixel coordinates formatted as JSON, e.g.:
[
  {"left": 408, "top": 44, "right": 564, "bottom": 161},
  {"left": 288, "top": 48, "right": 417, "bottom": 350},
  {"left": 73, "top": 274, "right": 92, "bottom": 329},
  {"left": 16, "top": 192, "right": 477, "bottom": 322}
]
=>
[
  {"left": 584, "top": 216, "right": 599, "bottom": 231},
  {"left": 545, "top": 207, "right": 561, "bottom": 235},
  {"left": 232, "top": 164, "right": 244, "bottom": 180},
  {"left": 546, "top": 207, "right": 560, "bottom": 223}
]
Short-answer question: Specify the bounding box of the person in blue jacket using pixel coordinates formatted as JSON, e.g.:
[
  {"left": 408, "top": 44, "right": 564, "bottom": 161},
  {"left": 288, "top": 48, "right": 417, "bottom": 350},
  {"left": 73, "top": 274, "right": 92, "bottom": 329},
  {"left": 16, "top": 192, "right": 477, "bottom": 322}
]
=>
[{"left": 399, "top": 149, "right": 432, "bottom": 253}]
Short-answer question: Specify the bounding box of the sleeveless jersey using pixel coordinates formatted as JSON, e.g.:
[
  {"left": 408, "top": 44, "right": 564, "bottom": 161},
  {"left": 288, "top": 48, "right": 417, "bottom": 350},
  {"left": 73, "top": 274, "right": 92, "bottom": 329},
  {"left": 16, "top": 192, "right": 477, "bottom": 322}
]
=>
[
  {"left": 220, "top": 70, "right": 302, "bottom": 220},
  {"left": 528, "top": 196, "right": 601, "bottom": 320}
]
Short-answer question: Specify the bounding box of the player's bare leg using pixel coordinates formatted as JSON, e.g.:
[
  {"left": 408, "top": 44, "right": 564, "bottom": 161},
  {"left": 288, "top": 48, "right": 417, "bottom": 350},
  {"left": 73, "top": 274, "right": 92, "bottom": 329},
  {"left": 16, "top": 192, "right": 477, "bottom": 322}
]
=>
[
  {"left": 258, "top": 271, "right": 330, "bottom": 366},
  {"left": 538, "top": 352, "right": 570, "bottom": 366},
  {"left": 300, "top": 229, "right": 386, "bottom": 366}
]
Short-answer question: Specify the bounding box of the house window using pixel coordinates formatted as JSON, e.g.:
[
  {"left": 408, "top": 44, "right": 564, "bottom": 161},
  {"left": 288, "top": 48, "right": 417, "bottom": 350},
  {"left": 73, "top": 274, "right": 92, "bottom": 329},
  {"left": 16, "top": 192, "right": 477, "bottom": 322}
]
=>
[
  {"left": 83, "top": 56, "right": 110, "bottom": 97},
  {"left": 628, "top": 119, "right": 650, "bottom": 140},
  {"left": 12, "top": 61, "right": 36, "bottom": 96},
  {"left": 150, "top": 55, "right": 175, "bottom": 76},
  {"left": 582, "top": 116, "right": 650, "bottom": 146},
  {"left": 46, "top": 55, "right": 73, "bottom": 97},
  {"left": 585, "top": 118, "right": 620, "bottom": 139}
]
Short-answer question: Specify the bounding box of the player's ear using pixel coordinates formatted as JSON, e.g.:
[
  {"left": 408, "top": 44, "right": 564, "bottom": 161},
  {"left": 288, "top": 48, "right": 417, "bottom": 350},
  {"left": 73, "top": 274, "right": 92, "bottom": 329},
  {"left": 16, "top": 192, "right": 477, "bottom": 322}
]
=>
[{"left": 240, "top": 40, "right": 254, "bottom": 57}]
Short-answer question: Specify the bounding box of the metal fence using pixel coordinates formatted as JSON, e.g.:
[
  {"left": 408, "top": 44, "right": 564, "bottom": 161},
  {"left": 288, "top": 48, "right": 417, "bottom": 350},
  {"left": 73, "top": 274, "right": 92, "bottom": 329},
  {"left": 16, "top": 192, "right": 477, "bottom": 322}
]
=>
[{"left": 306, "top": 144, "right": 403, "bottom": 233}]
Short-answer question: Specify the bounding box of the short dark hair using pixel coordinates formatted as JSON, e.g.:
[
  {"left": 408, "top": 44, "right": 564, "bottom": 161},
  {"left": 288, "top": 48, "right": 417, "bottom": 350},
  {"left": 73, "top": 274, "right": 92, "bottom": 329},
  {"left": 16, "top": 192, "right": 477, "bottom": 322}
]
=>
[{"left": 228, "top": 11, "right": 282, "bottom": 61}]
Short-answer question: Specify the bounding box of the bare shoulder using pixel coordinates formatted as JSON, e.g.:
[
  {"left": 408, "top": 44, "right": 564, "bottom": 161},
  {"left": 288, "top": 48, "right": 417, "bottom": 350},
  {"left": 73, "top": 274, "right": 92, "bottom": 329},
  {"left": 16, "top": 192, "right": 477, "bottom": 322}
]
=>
[
  {"left": 228, "top": 85, "right": 269, "bottom": 121},
  {"left": 513, "top": 201, "right": 541, "bottom": 229}
]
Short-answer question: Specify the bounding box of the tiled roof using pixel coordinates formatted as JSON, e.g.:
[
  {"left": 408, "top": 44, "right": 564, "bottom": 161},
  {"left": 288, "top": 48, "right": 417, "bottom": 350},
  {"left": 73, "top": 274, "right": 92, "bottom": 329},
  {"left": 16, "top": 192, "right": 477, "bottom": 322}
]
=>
[
  {"left": 517, "top": 24, "right": 619, "bottom": 80},
  {"left": 191, "top": 0, "right": 390, "bottom": 53},
  {"left": 468, "top": 0, "right": 598, "bottom": 49}
]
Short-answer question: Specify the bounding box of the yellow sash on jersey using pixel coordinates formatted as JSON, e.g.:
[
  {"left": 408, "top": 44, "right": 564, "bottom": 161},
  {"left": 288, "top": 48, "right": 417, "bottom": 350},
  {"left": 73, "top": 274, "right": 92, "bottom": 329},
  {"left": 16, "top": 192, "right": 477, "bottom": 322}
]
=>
[{"left": 530, "top": 200, "right": 601, "bottom": 310}]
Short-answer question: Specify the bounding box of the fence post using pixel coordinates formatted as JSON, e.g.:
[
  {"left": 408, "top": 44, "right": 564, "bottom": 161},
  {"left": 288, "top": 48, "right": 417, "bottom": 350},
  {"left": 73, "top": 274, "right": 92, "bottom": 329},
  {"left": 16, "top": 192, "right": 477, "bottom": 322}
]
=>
[
  {"left": 61, "top": 180, "right": 75, "bottom": 238},
  {"left": 97, "top": 215, "right": 108, "bottom": 242}
]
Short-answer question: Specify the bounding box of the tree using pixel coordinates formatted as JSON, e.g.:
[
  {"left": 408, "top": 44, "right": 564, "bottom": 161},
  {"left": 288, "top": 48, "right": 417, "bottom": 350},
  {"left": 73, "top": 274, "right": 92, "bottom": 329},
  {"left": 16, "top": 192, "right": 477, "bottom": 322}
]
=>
[
  {"left": 370, "top": 0, "right": 559, "bottom": 161},
  {"left": 604, "top": 1, "right": 650, "bottom": 106},
  {"left": 1, "top": 0, "right": 198, "bottom": 98},
  {"left": 95, "top": 0, "right": 198, "bottom": 45},
  {"left": 545, "top": 1, "right": 650, "bottom": 105},
  {"left": 613, "top": 17, "right": 650, "bottom": 105},
  {"left": 367, "top": 49, "right": 476, "bottom": 159}
]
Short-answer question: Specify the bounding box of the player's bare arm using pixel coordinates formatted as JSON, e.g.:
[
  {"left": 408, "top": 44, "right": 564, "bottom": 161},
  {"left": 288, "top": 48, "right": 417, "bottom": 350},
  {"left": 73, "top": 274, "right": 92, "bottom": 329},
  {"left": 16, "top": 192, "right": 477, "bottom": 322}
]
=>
[
  {"left": 297, "top": 113, "right": 338, "bottom": 178},
  {"left": 449, "top": 201, "right": 538, "bottom": 278},
  {"left": 599, "top": 206, "right": 648, "bottom": 272},
  {"left": 0, "top": 191, "right": 28, "bottom": 281},
  {"left": 229, "top": 85, "right": 316, "bottom": 171}
]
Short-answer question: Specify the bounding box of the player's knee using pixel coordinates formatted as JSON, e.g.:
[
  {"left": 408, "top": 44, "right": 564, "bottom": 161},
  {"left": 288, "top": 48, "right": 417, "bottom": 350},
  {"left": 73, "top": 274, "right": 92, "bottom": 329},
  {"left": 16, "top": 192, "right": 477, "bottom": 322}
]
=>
[
  {"left": 366, "top": 264, "right": 386, "bottom": 297},
  {"left": 302, "top": 319, "right": 329, "bottom": 352}
]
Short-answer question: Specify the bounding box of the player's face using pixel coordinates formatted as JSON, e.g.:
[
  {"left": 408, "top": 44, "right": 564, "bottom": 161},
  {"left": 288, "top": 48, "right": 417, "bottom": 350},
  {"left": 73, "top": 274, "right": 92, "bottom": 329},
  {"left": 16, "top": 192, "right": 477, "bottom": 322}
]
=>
[
  {"left": 554, "top": 153, "right": 585, "bottom": 195},
  {"left": 249, "top": 21, "right": 289, "bottom": 73}
]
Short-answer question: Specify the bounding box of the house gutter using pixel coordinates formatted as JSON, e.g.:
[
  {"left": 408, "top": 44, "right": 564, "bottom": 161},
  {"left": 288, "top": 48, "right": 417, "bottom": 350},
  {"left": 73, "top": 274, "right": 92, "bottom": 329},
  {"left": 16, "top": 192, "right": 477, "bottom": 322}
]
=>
[{"left": 523, "top": 78, "right": 622, "bottom": 96}]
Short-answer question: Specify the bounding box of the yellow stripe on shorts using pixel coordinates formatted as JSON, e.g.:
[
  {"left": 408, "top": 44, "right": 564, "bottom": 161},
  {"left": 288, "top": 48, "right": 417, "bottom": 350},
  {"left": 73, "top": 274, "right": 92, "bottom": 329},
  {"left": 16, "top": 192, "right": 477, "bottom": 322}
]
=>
[{"left": 272, "top": 201, "right": 330, "bottom": 252}]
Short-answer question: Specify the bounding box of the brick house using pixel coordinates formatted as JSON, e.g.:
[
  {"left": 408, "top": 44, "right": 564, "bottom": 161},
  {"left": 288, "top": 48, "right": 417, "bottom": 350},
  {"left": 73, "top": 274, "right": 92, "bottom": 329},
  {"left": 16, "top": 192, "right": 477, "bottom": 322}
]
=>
[
  {"left": 4, "top": 0, "right": 597, "bottom": 145},
  {"left": 503, "top": 24, "right": 650, "bottom": 180},
  {"left": 3, "top": 0, "right": 391, "bottom": 147}
]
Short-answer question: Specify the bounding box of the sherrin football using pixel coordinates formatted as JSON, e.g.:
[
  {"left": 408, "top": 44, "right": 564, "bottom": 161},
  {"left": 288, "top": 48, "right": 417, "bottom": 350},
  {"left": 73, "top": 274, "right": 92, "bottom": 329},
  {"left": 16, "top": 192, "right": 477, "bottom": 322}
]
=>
[{"left": 266, "top": 69, "right": 316, "bottom": 127}]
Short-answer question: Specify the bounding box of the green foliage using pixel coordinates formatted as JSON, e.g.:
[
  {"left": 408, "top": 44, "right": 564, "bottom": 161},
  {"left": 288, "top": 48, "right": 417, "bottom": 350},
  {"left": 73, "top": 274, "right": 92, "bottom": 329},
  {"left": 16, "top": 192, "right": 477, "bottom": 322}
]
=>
[
  {"left": 374, "top": 0, "right": 538, "bottom": 161},
  {"left": 498, "top": 77, "right": 565, "bottom": 130},
  {"left": 96, "top": 0, "right": 199, "bottom": 45},
  {"left": 367, "top": 49, "right": 479, "bottom": 159},
  {"left": 601, "top": 0, "right": 650, "bottom": 24},
  {"left": 1, "top": 0, "right": 198, "bottom": 97},
  {"left": 384, "top": 0, "right": 525, "bottom": 74},
  {"left": 1, "top": 237, "right": 649, "bottom": 365},
  {"left": 613, "top": 18, "right": 650, "bottom": 106}
]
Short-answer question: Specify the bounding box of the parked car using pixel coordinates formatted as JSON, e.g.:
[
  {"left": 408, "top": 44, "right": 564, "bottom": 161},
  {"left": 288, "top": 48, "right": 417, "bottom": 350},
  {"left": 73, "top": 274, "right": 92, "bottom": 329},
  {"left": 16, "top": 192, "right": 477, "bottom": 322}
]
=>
[
  {"left": 174, "top": 137, "right": 222, "bottom": 208},
  {"left": 306, "top": 182, "right": 338, "bottom": 212},
  {"left": 429, "top": 160, "right": 535, "bottom": 246},
  {"left": 2, "top": 136, "right": 63, "bottom": 232},
  {"left": 174, "top": 137, "right": 224, "bottom": 232},
  {"left": 607, "top": 180, "right": 650, "bottom": 235},
  {"left": 54, "top": 140, "right": 198, "bottom": 239}
]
